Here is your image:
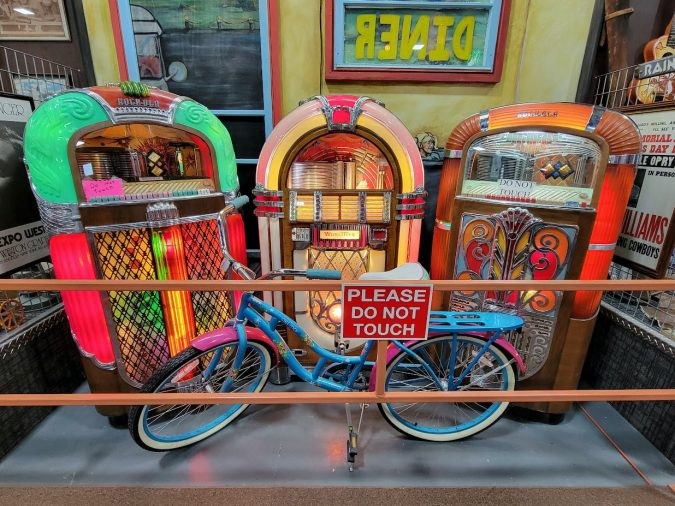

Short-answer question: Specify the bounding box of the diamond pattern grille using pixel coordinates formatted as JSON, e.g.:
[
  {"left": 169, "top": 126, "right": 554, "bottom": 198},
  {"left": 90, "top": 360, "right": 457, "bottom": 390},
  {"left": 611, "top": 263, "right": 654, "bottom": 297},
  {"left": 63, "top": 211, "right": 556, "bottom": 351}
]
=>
[
  {"left": 307, "top": 248, "right": 369, "bottom": 333},
  {"left": 180, "top": 220, "right": 235, "bottom": 335},
  {"left": 93, "top": 229, "right": 168, "bottom": 384}
]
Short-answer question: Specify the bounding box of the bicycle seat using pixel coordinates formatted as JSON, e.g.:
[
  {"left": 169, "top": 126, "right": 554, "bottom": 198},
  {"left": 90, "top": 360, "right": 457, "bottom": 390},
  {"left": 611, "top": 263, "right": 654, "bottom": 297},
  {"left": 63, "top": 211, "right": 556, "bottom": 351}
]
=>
[{"left": 359, "top": 262, "right": 429, "bottom": 281}]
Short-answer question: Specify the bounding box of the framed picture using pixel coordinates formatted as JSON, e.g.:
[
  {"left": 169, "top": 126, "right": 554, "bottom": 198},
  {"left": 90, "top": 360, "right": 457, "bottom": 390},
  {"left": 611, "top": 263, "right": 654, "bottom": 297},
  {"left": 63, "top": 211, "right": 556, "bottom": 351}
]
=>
[
  {"left": 12, "top": 75, "right": 69, "bottom": 103},
  {"left": 0, "top": 92, "right": 49, "bottom": 276},
  {"left": 325, "top": 0, "right": 511, "bottom": 83},
  {"left": 119, "top": 0, "right": 265, "bottom": 111},
  {"left": 613, "top": 108, "right": 675, "bottom": 278},
  {"left": 0, "top": 0, "right": 70, "bottom": 40}
]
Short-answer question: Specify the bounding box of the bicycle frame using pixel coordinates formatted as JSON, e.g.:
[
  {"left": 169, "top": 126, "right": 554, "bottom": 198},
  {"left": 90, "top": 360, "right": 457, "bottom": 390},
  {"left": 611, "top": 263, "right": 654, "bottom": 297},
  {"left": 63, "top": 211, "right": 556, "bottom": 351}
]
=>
[
  {"left": 191, "top": 289, "right": 525, "bottom": 395},
  {"left": 230, "top": 291, "right": 374, "bottom": 392}
]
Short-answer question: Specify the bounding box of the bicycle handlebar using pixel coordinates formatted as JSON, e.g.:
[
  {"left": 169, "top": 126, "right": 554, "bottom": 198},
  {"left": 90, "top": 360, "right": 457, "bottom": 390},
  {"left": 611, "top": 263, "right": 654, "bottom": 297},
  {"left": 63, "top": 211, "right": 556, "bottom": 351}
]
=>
[
  {"left": 230, "top": 195, "right": 250, "bottom": 210},
  {"left": 306, "top": 269, "right": 342, "bottom": 280}
]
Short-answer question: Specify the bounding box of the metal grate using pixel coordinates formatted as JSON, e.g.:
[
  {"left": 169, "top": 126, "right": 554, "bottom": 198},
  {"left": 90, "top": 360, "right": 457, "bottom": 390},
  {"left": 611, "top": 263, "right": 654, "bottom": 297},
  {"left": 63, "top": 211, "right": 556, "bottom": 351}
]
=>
[
  {"left": 307, "top": 248, "right": 369, "bottom": 333},
  {"left": 93, "top": 229, "right": 169, "bottom": 385},
  {"left": 602, "top": 252, "right": 675, "bottom": 343},
  {"left": 181, "top": 220, "right": 234, "bottom": 335},
  {"left": 0, "top": 46, "right": 80, "bottom": 104}
]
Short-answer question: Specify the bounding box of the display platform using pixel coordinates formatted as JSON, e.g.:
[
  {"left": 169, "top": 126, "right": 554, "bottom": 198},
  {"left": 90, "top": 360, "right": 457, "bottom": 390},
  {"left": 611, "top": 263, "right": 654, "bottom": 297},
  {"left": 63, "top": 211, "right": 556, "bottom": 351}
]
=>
[{"left": 0, "top": 383, "right": 672, "bottom": 489}]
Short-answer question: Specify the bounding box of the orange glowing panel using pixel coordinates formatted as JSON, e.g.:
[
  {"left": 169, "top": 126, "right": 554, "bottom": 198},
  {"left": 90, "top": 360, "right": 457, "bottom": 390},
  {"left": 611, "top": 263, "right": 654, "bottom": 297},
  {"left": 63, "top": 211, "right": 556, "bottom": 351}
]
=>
[
  {"left": 152, "top": 226, "right": 195, "bottom": 356},
  {"left": 50, "top": 233, "right": 115, "bottom": 365}
]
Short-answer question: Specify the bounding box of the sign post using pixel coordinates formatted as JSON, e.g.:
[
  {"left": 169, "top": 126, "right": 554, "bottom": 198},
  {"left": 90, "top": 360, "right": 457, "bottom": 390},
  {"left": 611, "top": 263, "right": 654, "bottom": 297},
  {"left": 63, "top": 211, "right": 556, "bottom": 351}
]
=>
[{"left": 341, "top": 284, "right": 432, "bottom": 340}]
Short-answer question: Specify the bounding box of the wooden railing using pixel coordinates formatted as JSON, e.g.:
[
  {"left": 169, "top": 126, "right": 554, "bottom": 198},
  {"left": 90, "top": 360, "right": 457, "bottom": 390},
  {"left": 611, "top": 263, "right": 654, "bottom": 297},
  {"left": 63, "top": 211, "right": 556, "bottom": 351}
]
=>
[{"left": 0, "top": 278, "right": 673, "bottom": 407}]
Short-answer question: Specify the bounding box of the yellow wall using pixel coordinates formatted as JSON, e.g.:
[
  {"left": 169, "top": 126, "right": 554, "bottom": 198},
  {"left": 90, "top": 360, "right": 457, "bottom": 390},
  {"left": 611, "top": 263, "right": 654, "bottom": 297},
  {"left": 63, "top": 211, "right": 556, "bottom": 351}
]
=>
[
  {"left": 279, "top": 0, "right": 596, "bottom": 140},
  {"left": 82, "top": 0, "right": 121, "bottom": 84},
  {"left": 83, "top": 0, "right": 595, "bottom": 140}
]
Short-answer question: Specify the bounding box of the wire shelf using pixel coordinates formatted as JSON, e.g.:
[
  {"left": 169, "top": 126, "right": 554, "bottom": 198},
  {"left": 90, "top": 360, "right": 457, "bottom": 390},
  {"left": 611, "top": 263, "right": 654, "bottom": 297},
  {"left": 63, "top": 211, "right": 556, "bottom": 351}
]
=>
[
  {"left": 592, "top": 61, "right": 675, "bottom": 112},
  {"left": 602, "top": 254, "right": 675, "bottom": 345},
  {"left": 0, "top": 45, "right": 81, "bottom": 104}
]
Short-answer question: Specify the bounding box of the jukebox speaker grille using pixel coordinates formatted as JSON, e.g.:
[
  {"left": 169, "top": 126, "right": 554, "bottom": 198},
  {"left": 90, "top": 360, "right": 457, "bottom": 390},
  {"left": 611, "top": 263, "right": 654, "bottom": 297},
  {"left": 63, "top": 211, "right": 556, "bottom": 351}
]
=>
[
  {"left": 89, "top": 219, "right": 236, "bottom": 385},
  {"left": 181, "top": 220, "right": 234, "bottom": 335},
  {"left": 308, "top": 247, "right": 369, "bottom": 333},
  {"left": 93, "top": 229, "right": 169, "bottom": 384}
]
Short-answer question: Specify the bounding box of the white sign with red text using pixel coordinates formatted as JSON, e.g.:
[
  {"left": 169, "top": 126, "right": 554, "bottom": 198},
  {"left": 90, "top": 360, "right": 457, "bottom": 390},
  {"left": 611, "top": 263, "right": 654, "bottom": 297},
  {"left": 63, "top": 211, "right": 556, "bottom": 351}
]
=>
[{"left": 341, "top": 284, "right": 432, "bottom": 340}]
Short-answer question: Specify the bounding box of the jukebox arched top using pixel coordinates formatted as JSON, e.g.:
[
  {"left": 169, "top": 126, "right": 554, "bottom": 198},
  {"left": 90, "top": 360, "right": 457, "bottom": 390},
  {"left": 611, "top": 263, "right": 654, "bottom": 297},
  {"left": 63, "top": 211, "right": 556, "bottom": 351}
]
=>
[
  {"left": 256, "top": 96, "right": 424, "bottom": 194},
  {"left": 254, "top": 96, "right": 425, "bottom": 352},
  {"left": 24, "top": 84, "right": 239, "bottom": 205}
]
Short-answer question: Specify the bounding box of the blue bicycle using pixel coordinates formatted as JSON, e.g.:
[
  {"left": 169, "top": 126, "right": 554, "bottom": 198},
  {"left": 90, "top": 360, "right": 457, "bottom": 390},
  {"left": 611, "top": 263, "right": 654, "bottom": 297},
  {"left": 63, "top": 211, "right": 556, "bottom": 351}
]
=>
[{"left": 129, "top": 199, "right": 525, "bottom": 464}]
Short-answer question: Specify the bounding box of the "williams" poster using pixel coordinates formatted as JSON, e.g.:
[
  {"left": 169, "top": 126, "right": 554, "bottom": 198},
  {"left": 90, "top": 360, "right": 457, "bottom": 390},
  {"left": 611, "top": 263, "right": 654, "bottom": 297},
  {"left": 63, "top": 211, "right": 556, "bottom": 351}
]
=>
[
  {"left": 0, "top": 93, "right": 49, "bottom": 275},
  {"left": 614, "top": 109, "right": 675, "bottom": 277}
]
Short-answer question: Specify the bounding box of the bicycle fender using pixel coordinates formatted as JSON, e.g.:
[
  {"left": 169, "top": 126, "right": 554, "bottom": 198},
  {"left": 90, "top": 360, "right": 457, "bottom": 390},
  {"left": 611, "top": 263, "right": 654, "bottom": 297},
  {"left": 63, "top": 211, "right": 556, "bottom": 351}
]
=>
[
  {"left": 494, "top": 337, "right": 526, "bottom": 374},
  {"left": 191, "top": 326, "right": 280, "bottom": 364},
  {"left": 368, "top": 337, "right": 526, "bottom": 392}
]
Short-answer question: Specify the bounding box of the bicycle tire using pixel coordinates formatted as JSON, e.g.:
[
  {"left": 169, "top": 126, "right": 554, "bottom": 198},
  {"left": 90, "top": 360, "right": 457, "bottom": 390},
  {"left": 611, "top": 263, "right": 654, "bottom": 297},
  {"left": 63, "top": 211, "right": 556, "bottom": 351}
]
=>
[
  {"left": 129, "top": 341, "right": 271, "bottom": 451},
  {"left": 377, "top": 335, "right": 516, "bottom": 442}
]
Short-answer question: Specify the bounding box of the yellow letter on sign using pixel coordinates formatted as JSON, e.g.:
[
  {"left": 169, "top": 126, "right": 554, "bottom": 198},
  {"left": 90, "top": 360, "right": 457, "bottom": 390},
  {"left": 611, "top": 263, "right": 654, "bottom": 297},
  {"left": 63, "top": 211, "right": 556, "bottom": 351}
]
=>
[
  {"left": 377, "top": 14, "right": 400, "bottom": 60},
  {"left": 428, "top": 16, "right": 454, "bottom": 61},
  {"left": 355, "top": 14, "right": 376, "bottom": 59},
  {"left": 400, "top": 15, "right": 429, "bottom": 60},
  {"left": 453, "top": 16, "right": 475, "bottom": 61}
]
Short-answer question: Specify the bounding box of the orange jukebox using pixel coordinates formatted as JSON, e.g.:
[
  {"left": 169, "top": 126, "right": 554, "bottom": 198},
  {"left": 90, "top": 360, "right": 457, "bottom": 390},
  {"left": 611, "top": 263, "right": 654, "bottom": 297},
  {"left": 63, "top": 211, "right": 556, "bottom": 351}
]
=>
[
  {"left": 23, "top": 84, "right": 247, "bottom": 419},
  {"left": 254, "top": 96, "right": 425, "bottom": 354},
  {"left": 431, "top": 103, "right": 640, "bottom": 419}
]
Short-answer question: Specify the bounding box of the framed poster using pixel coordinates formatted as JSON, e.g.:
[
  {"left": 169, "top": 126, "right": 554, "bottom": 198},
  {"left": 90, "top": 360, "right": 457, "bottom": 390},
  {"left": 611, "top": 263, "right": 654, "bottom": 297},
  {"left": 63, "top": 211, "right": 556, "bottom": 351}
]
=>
[
  {"left": 0, "top": 0, "right": 70, "bottom": 41},
  {"left": 12, "top": 75, "right": 69, "bottom": 104},
  {"left": 614, "top": 108, "right": 675, "bottom": 278},
  {"left": 325, "top": 0, "right": 510, "bottom": 82},
  {"left": 120, "top": 0, "right": 265, "bottom": 111},
  {"left": 0, "top": 93, "right": 49, "bottom": 276}
]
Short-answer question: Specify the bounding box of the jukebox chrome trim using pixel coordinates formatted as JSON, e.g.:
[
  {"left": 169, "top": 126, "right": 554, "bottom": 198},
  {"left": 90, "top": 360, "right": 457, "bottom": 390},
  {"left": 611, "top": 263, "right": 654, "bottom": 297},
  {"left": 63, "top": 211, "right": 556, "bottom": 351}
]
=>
[
  {"left": 84, "top": 212, "right": 221, "bottom": 233},
  {"left": 304, "top": 95, "right": 383, "bottom": 132},
  {"left": 608, "top": 154, "right": 638, "bottom": 164}
]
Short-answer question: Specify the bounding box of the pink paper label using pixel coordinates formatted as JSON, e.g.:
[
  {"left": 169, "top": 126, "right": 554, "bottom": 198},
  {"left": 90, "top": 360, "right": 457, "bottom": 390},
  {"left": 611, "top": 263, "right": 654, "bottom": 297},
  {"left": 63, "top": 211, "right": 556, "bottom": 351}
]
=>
[{"left": 82, "top": 178, "right": 124, "bottom": 201}]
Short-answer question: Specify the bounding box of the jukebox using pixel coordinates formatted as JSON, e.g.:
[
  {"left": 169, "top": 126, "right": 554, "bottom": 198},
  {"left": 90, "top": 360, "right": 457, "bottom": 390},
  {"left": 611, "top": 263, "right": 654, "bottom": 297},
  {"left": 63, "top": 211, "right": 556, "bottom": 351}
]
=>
[
  {"left": 23, "top": 84, "right": 247, "bottom": 418},
  {"left": 254, "top": 96, "right": 425, "bottom": 354},
  {"left": 431, "top": 103, "right": 640, "bottom": 418}
]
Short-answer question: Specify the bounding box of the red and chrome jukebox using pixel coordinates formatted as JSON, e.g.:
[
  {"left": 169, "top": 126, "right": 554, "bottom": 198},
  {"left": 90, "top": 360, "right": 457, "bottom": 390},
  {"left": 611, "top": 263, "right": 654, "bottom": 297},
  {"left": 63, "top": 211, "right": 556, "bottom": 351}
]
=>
[
  {"left": 23, "top": 84, "right": 247, "bottom": 417},
  {"left": 431, "top": 103, "right": 640, "bottom": 417},
  {"left": 254, "top": 96, "right": 425, "bottom": 354}
]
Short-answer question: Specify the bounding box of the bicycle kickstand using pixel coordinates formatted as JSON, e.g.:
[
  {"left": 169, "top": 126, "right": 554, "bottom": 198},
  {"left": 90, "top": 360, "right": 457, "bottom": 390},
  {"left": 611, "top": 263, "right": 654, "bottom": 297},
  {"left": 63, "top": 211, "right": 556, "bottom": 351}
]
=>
[{"left": 344, "top": 402, "right": 368, "bottom": 472}]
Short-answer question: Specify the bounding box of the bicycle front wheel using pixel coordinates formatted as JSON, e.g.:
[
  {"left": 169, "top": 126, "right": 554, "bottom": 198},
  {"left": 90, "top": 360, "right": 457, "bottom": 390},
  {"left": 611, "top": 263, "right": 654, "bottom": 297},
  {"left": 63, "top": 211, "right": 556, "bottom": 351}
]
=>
[
  {"left": 378, "top": 335, "right": 515, "bottom": 442},
  {"left": 129, "top": 341, "right": 271, "bottom": 451}
]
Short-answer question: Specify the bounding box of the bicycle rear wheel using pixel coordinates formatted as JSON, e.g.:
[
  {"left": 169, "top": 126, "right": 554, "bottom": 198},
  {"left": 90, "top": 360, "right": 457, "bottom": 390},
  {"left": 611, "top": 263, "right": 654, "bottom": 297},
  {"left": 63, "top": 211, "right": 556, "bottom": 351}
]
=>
[
  {"left": 129, "top": 341, "right": 271, "bottom": 451},
  {"left": 378, "top": 335, "right": 515, "bottom": 442}
]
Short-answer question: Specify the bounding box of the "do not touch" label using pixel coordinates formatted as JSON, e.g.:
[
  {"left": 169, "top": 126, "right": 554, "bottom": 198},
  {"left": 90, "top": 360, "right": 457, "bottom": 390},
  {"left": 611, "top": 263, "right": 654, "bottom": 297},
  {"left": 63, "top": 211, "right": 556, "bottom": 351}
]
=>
[{"left": 341, "top": 284, "right": 432, "bottom": 340}]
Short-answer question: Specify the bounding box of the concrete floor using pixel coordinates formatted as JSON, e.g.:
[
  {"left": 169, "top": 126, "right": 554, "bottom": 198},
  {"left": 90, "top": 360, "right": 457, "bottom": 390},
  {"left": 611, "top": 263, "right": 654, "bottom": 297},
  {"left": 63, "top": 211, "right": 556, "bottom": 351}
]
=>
[{"left": 0, "top": 382, "right": 672, "bottom": 488}]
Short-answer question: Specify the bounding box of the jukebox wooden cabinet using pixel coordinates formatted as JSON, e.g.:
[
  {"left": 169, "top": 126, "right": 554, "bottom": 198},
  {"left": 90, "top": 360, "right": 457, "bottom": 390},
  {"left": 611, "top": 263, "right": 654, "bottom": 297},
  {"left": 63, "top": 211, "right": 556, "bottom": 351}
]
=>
[
  {"left": 254, "top": 96, "right": 425, "bottom": 354},
  {"left": 431, "top": 103, "right": 640, "bottom": 418},
  {"left": 23, "top": 84, "right": 247, "bottom": 418}
]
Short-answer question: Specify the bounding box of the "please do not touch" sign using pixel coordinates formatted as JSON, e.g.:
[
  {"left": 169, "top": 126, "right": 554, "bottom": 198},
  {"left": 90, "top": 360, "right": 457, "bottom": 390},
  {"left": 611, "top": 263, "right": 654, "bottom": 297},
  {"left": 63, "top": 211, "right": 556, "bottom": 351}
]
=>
[{"left": 341, "top": 284, "right": 432, "bottom": 340}]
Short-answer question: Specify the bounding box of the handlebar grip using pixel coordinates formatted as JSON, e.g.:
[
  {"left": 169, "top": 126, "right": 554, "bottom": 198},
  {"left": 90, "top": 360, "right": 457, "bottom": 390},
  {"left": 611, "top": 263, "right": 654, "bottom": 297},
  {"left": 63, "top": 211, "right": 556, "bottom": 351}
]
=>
[
  {"left": 230, "top": 195, "right": 250, "bottom": 209},
  {"left": 306, "top": 268, "right": 342, "bottom": 280}
]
